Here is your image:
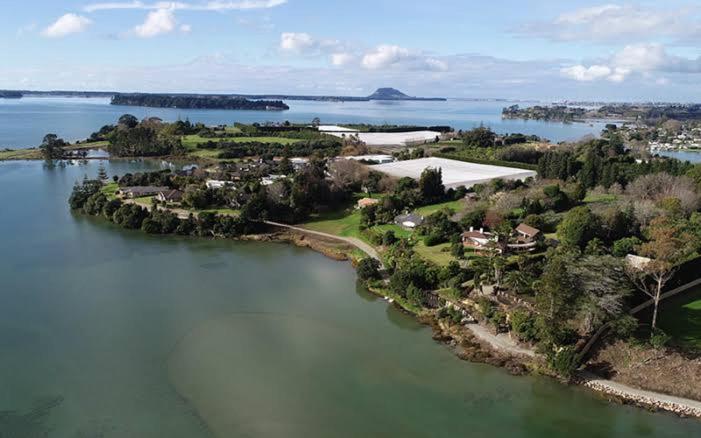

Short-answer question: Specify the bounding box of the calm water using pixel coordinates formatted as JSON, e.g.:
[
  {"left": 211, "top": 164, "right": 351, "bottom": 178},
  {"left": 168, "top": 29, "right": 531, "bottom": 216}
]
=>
[
  {"left": 1, "top": 159, "right": 700, "bottom": 437},
  {"left": 0, "top": 97, "right": 609, "bottom": 148}
]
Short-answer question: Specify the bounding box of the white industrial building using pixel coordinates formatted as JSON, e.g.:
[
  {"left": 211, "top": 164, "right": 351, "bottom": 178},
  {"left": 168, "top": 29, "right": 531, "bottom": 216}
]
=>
[
  {"left": 371, "top": 157, "right": 537, "bottom": 189},
  {"left": 318, "top": 125, "right": 442, "bottom": 146}
]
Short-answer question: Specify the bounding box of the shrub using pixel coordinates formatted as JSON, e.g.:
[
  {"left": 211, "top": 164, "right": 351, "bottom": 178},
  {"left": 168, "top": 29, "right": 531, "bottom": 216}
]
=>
[
  {"left": 406, "top": 285, "right": 425, "bottom": 307},
  {"left": 611, "top": 236, "right": 642, "bottom": 257},
  {"left": 424, "top": 233, "right": 446, "bottom": 247},
  {"left": 548, "top": 346, "right": 579, "bottom": 379},
  {"left": 357, "top": 258, "right": 381, "bottom": 281},
  {"left": 650, "top": 328, "right": 671, "bottom": 349},
  {"left": 476, "top": 297, "right": 496, "bottom": 319},
  {"left": 610, "top": 315, "right": 638, "bottom": 339},
  {"left": 510, "top": 309, "right": 538, "bottom": 343}
]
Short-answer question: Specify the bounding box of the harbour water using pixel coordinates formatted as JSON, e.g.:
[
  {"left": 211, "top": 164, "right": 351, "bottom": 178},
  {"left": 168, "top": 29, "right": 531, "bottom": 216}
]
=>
[{"left": 0, "top": 97, "right": 608, "bottom": 148}]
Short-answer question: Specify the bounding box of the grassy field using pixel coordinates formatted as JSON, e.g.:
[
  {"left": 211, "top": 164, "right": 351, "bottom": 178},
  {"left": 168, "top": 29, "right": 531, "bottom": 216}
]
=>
[
  {"left": 182, "top": 134, "right": 300, "bottom": 149},
  {"left": 302, "top": 209, "right": 364, "bottom": 240},
  {"left": 100, "top": 182, "right": 119, "bottom": 200},
  {"left": 584, "top": 193, "right": 619, "bottom": 204},
  {"left": 416, "top": 199, "right": 465, "bottom": 216},
  {"left": 414, "top": 241, "right": 455, "bottom": 266},
  {"left": 658, "top": 287, "right": 701, "bottom": 352}
]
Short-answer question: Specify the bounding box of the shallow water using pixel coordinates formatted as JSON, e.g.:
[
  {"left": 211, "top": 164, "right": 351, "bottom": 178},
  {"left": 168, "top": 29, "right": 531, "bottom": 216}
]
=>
[
  {"left": 0, "top": 97, "right": 608, "bottom": 148},
  {"left": 1, "top": 159, "right": 700, "bottom": 437}
]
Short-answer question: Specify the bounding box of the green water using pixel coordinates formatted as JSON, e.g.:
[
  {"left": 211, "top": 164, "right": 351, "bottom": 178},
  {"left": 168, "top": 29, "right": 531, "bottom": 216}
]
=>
[{"left": 1, "top": 159, "right": 700, "bottom": 437}]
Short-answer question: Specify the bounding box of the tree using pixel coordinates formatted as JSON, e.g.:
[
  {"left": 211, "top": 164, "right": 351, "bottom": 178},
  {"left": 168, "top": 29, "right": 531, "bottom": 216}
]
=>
[
  {"left": 569, "top": 255, "right": 631, "bottom": 335},
  {"left": 627, "top": 216, "right": 696, "bottom": 334},
  {"left": 535, "top": 249, "right": 579, "bottom": 328},
  {"left": 462, "top": 126, "right": 496, "bottom": 148},
  {"left": 39, "top": 134, "right": 67, "bottom": 160},
  {"left": 118, "top": 114, "right": 139, "bottom": 129},
  {"left": 419, "top": 167, "right": 444, "bottom": 204},
  {"left": 557, "top": 206, "right": 600, "bottom": 248}
]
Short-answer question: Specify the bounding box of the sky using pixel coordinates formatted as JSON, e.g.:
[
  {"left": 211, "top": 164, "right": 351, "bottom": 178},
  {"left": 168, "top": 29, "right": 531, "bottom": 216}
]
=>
[{"left": 1, "top": 0, "right": 700, "bottom": 101}]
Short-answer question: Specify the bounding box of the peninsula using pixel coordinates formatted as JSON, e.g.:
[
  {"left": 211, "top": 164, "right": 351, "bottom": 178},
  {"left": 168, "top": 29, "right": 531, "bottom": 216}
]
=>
[
  {"left": 111, "top": 94, "right": 289, "bottom": 111},
  {"left": 48, "top": 114, "right": 701, "bottom": 418}
]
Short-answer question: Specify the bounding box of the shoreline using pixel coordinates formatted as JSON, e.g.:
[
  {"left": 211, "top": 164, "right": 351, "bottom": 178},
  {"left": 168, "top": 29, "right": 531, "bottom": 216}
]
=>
[
  {"left": 64, "top": 180, "right": 701, "bottom": 421},
  {"left": 259, "top": 226, "right": 701, "bottom": 420}
]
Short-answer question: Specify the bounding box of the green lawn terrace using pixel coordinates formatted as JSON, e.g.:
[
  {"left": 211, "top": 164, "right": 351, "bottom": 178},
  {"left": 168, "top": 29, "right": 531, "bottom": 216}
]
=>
[
  {"left": 658, "top": 286, "right": 701, "bottom": 353},
  {"left": 301, "top": 197, "right": 474, "bottom": 267}
]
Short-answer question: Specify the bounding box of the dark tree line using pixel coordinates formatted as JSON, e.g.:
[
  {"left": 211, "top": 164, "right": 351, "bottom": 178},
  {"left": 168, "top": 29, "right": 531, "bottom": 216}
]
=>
[
  {"left": 112, "top": 94, "right": 289, "bottom": 111},
  {"left": 537, "top": 139, "right": 693, "bottom": 188}
]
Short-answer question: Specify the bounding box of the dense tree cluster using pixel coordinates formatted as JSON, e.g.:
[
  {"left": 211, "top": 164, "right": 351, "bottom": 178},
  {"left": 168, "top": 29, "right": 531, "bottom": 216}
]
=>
[
  {"left": 112, "top": 94, "right": 289, "bottom": 111},
  {"left": 213, "top": 139, "right": 341, "bottom": 159},
  {"left": 69, "top": 179, "right": 255, "bottom": 238},
  {"left": 537, "top": 138, "right": 693, "bottom": 188}
]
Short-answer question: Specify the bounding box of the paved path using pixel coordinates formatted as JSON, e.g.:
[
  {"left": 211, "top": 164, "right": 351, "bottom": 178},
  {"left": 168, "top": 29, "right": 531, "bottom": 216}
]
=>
[
  {"left": 579, "top": 372, "right": 701, "bottom": 417},
  {"left": 263, "top": 220, "right": 382, "bottom": 263},
  {"left": 466, "top": 324, "right": 536, "bottom": 358}
]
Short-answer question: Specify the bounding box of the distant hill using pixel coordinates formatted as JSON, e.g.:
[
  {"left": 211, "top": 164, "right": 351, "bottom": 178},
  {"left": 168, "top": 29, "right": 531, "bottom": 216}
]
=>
[
  {"left": 0, "top": 90, "right": 23, "bottom": 99},
  {"left": 367, "top": 88, "right": 446, "bottom": 101}
]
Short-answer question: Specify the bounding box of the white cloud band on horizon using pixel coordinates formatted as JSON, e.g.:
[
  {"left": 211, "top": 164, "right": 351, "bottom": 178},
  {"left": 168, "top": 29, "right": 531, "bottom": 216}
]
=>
[
  {"left": 280, "top": 33, "right": 448, "bottom": 72},
  {"left": 84, "top": 0, "right": 287, "bottom": 12},
  {"left": 42, "top": 14, "right": 92, "bottom": 38},
  {"left": 518, "top": 4, "right": 699, "bottom": 42},
  {"left": 561, "top": 43, "right": 701, "bottom": 83}
]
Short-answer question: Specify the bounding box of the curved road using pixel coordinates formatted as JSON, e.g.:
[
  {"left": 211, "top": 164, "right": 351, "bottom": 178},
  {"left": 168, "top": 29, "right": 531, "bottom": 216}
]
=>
[{"left": 263, "top": 220, "right": 382, "bottom": 264}]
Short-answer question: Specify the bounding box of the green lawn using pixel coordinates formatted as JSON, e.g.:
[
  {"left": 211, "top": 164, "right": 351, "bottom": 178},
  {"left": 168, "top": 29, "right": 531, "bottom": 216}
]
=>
[
  {"left": 100, "top": 182, "right": 119, "bottom": 200},
  {"left": 187, "top": 149, "right": 224, "bottom": 159},
  {"left": 584, "top": 193, "right": 618, "bottom": 204},
  {"left": 182, "top": 134, "right": 300, "bottom": 149},
  {"left": 658, "top": 287, "right": 701, "bottom": 352},
  {"left": 414, "top": 241, "right": 455, "bottom": 266},
  {"left": 416, "top": 199, "right": 465, "bottom": 216},
  {"left": 302, "top": 209, "right": 364, "bottom": 240}
]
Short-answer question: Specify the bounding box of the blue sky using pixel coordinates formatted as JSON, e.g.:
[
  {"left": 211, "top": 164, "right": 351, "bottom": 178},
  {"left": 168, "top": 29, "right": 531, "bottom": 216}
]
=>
[{"left": 1, "top": 0, "right": 700, "bottom": 100}]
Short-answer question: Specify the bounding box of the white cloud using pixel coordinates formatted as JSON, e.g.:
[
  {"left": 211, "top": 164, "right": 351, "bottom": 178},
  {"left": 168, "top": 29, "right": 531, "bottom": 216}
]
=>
[
  {"left": 330, "top": 52, "right": 355, "bottom": 66},
  {"left": 561, "top": 64, "right": 612, "bottom": 81},
  {"left": 520, "top": 4, "right": 698, "bottom": 42},
  {"left": 279, "top": 32, "right": 449, "bottom": 72},
  {"left": 280, "top": 32, "right": 316, "bottom": 52},
  {"left": 561, "top": 44, "right": 701, "bottom": 83},
  {"left": 422, "top": 57, "right": 448, "bottom": 72},
  {"left": 134, "top": 9, "right": 177, "bottom": 37},
  {"left": 180, "top": 23, "right": 192, "bottom": 33},
  {"left": 42, "top": 14, "right": 92, "bottom": 38},
  {"left": 84, "top": 0, "right": 286, "bottom": 12},
  {"left": 361, "top": 45, "right": 410, "bottom": 69}
]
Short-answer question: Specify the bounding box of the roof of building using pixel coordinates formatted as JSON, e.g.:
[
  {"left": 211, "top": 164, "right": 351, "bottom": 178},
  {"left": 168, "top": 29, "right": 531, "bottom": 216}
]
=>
[
  {"left": 371, "top": 157, "right": 537, "bottom": 189},
  {"left": 462, "top": 230, "right": 491, "bottom": 239},
  {"left": 395, "top": 213, "right": 424, "bottom": 224},
  {"left": 515, "top": 223, "right": 541, "bottom": 237},
  {"left": 159, "top": 189, "right": 183, "bottom": 201}
]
